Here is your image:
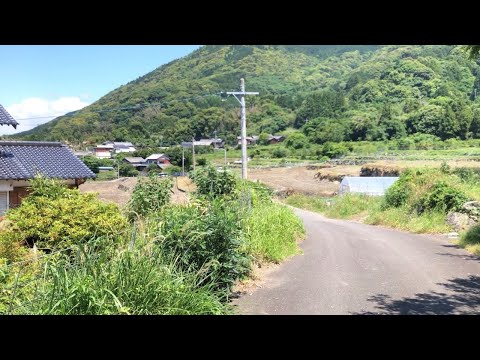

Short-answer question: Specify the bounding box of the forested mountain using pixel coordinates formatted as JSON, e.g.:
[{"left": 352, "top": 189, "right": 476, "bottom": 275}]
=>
[{"left": 12, "top": 45, "right": 480, "bottom": 146}]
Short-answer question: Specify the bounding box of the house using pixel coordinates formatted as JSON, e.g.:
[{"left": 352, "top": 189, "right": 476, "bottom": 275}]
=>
[
  {"left": 339, "top": 177, "right": 398, "bottom": 196},
  {"left": 0, "top": 141, "right": 96, "bottom": 216},
  {"left": 110, "top": 142, "right": 136, "bottom": 154},
  {"left": 123, "top": 157, "right": 148, "bottom": 171},
  {"left": 145, "top": 154, "right": 170, "bottom": 166},
  {"left": 197, "top": 138, "right": 224, "bottom": 148},
  {"left": 267, "top": 135, "right": 285, "bottom": 144},
  {"left": 93, "top": 144, "right": 114, "bottom": 159},
  {"left": 0, "top": 105, "right": 18, "bottom": 129},
  {"left": 237, "top": 136, "right": 259, "bottom": 145}
]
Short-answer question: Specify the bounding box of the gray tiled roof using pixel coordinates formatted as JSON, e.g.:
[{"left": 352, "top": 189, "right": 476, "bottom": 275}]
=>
[
  {"left": 0, "top": 105, "right": 18, "bottom": 128},
  {"left": 0, "top": 141, "right": 96, "bottom": 180}
]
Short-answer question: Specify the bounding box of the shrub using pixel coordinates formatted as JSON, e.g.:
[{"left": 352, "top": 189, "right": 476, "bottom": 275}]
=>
[
  {"left": 128, "top": 173, "right": 173, "bottom": 219},
  {"left": 119, "top": 163, "right": 138, "bottom": 177},
  {"left": 383, "top": 176, "right": 411, "bottom": 208},
  {"left": 416, "top": 181, "right": 469, "bottom": 214},
  {"left": 164, "top": 165, "right": 182, "bottom": 175},
  {"left": 196, "top": 158, "right": 207, "bottom": 166},
  {"left": 191, "top": 165, "right": 237, "bottom": 199},
  {"left": 3, "top": 176, "right": 128, "bottom": 251},
  {"left": 156, "top": 199, "right": 251, "bottom": 295},
  {"left": 459, "top": 225, "right": 480, "bottom": 247},
  {"left": 272, "top": 147, "right": 288, "bottom": 158}
]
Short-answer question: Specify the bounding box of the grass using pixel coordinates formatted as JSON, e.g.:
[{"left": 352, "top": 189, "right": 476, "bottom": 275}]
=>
[
  {"left": 458, "top": 225, "right": 480, "bottom": 256},
  {"left": 286, "top": 193, "right": 380, "bottom": 220},
  {"left": 243, "top": 202, "right": 305, "bottom": 263},
  {"left": 285, "top": 193, "right": 452, "bottom": 234},
  {"left": 16, "top": 236, "right": 231, "bottom": 315},
  {"left": 365, "top": 206, "right": 451, "bottom": 234}
]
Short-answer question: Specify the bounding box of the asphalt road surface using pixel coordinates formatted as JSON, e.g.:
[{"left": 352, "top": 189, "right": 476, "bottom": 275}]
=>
[{"left": 233, "top": 208, "right": 480, "bottom": 314}]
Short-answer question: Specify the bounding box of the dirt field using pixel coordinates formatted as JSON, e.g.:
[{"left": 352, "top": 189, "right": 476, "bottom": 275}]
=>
[
  {"left": 248, "top": 166, "right": 342, "bottom": 196},
  {"left": 79, "top": 176, "right": 193, "bottom": 207}
]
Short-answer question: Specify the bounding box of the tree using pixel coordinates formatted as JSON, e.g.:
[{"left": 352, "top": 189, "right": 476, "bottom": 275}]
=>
[
  {"left": 284, "top": 133, "right": 308, "bottom": 149},
  {"left": 82, "top": 155, "right": 101, "bottom": 174},
  {"left": 258, "top": 132, "right": 270, "bottom": 145},
  {"left": 119, "top": 163, "right": 138, "bottom": 177},
  {"left": 465, "top": 45, "right": 480, "bottom": 60}
]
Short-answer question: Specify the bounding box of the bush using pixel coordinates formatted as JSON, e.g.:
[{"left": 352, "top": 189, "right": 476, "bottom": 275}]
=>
[
  {"left": 191, "top": 165, "right": 237, "bottom": 199},
  {"left": 416, "top": 181, "right": 469, "bottom": 213},
  {"left": 459, "top": 225, "right": 480, "bottom": 247},
  {"left": 156, "top": 199, "right": 251, "bottom": 295},
  {"left": 272, "top": 147, "right": 288, "bottom": 158},
  {"left": 128, "top": 173, "right": 173, "bottom": 219},
  {"left": 196, "top": 158, "right": 207, "bottom": 166},
  {"left": 164, "top": 165, "right": 182, "bottom": 175},
  {"left": 3, "top": 176, "right": 128, "bottom": 251},
  {"left": 383, "top": 176, "right": 411, "bottom": 208},
  {"left": 119, "top": 163, "right": 138, "bottom": 177}
]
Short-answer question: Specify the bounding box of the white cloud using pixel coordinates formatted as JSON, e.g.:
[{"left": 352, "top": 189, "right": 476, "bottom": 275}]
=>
[{"left": 0, "top": 97, "right": 90, "bottom": 135}]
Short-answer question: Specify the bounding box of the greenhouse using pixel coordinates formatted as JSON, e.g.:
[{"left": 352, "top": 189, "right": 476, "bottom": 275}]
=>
[{"left": 339, "top": 177, "right": 399, "bottom": 196}]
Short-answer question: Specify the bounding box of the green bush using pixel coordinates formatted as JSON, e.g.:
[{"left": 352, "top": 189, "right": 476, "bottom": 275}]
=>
[
  {"left": 196, "top": 158, "right": 207, "bottom": 166},
  {"left": 128, "top": 173, "right": 173, "bottom": 219},
  {"left": 383, "top": 176, "right": 411, "bottom": 208},
  {"left": 416, "top": 181, "right": 469, "bottom": 213},
  {"left": 3, "top": 176, "right": 128, "bottom": 251},
  {"left": 119, "top": 163, "right": 138, "bottom": 177},
  {"left": 156, "top": 199, "right": 251, "bottom": 295},
  {"left": 459, "top": 225, "right": 480, "bottom": 247},
  {"left": 272, "top": 147, "right": 288, "bottom": 158},
  {"left": 191, "top": 165, "right": 237, "bottom": 199}
]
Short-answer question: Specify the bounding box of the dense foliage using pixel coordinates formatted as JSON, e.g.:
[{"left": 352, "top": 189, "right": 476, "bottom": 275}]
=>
[
  {"left": 12, "top": 45, "right": 480, "bottom": 150},
  {"left": 128, "top": 174, "right": 173, "bottom": 219},
  {"left": 190, "top": 165, "right": 237, "bottom": 199},
  {"left": 1, "top": 176, "right": 128, "bottom": 252}
]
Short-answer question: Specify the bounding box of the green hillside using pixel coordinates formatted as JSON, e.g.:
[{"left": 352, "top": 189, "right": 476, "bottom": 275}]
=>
[{"left": 12, "top": 45, "right": 480, "bottom": 147}]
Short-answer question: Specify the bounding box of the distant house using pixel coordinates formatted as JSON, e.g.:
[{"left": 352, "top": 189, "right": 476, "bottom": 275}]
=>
[
  {"left": 198, "top": 138, "right": 225, "bottom": 148},
  {"left": 123, "top": 157, "right": 148, "bottom": 171},
  {"left": 0, "top": 141, "right": 95, "bottom": 216},
  {"left": 93, "top": 144, "right": 114, "bottom": 159},
  {"left": 145, "top": 154, "right": 170, "bottom": 167},
  {"left": 237, "top": 136, "right": 259, "bottom": 145},
  {"left": 110, "top": 142, "right": 136, "bottom": 154},
  {"left": 267, "top": 135, "right": 285, "bottom": 144},
  {"left": 339, "top": 177, "right": 399, "bottom": 196},
  {"left": 0, "top": 105, "right": 18, "bottom": 129}
]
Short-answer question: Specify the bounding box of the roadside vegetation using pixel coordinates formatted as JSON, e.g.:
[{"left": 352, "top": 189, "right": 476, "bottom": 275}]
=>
[
  {"left": 286, "top": 166, "right": 480, "bottom": 235},
  {"left": 0, "top": 168, "right": 304, "bottom": 314}
]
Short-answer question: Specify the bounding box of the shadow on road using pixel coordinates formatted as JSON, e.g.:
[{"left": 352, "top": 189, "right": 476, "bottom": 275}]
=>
[{"left": 352, "top": 275, "right": 480, "bottom": 315}]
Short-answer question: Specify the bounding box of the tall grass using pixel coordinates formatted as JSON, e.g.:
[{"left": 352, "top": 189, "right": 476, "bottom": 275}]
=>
[
  {"left": 243, "top": 202, "right": 305, "bottom": 263},
  {"left": 286, "top": 194, "right": 381, "bottom": 219},
  {"left": 20, "top": 238, "right": 230, "bottom": 315},
  {"left": 458, "top": 225, "right": 480, "bottom": 256},
  {"left": 286, "top": 194, "right": 452, "bottom": 234},
  {"left": 365, "top": 206, "right": 451, "bottom": 234}
]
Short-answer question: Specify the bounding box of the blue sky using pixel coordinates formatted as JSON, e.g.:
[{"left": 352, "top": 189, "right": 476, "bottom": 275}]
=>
[{"left": 0, "top": 45, "right": 201, "bottom": 135}]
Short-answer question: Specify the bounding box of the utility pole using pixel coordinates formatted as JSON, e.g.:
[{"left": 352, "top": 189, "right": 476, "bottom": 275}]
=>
[
  {"left": 226, "top": 78, "right": 259, "bottom": 180},
  {"left": 224, "top": 147, "right": 227, "bottom": 168},
  {"left": 192, "top": 137, "right": 196, "bottom": 172}
]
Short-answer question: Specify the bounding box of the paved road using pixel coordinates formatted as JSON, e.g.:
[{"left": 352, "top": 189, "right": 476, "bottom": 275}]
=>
[{"left": 233, "top": 208, "right": 480, "bottom": 314}]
